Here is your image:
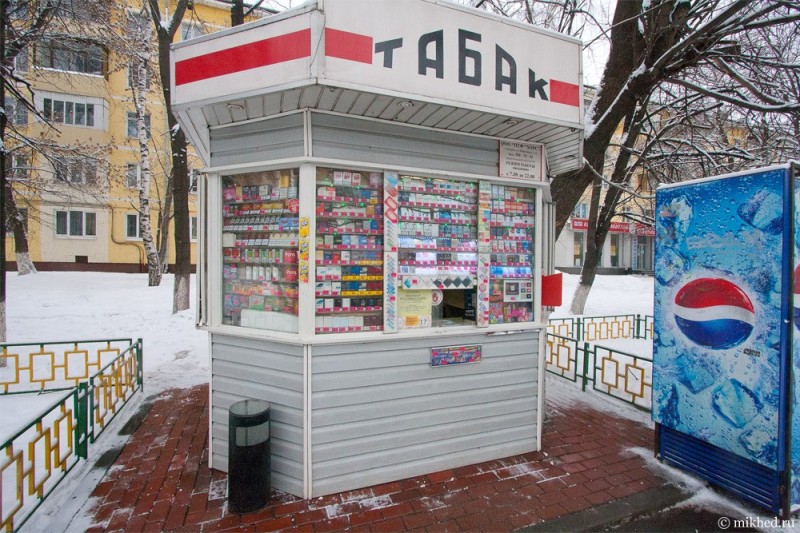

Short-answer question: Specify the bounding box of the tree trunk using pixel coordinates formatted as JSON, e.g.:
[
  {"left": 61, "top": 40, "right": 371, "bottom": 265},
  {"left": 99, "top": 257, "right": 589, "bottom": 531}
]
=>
[
  {"left": 570, "top": 176, "right": 602, "bottom": 314},
  {"left": 570, "top": 112, "right": 646, "bottom": 314},
  {"left": 171, "top": 123, "right": 191, "bottom": 312},
  {"left": 231, "top": 0, "right": 245, "bottom": 26},
  {"left": 148, "top": 0, "right": 191, "bottom": 312},
  {"left": 132, "top": 19, "right": 162, "bottom": 287},
  {"left": 551, "top": 0, "right": 645, "bottom": 239},
  {"left": 3, "top": 180, "right": 35, "bottom": 275}
]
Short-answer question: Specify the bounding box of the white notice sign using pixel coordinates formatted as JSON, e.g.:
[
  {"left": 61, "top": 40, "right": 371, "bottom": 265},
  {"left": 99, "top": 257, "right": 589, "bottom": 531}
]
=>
[{"left": 499, "top": 141, "right": 544, "bottom": 181}]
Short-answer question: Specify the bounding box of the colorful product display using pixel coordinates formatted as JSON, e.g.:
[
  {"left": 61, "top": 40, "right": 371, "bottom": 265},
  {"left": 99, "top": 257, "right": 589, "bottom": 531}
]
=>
[
  {"left": 488, "top": 185, "right": 535, "bottom": 324},
  {"left": 221, "top": 169, "right": 540, "bottom": 333},
  {"left": 397, "top": 176, "right": 478, "bottom": 285},
  {"left": 222, "top": 170, "right": 300, "bottom": 332},
  {"left": 314, "top": 168, "right": 385, "bottom": 333}
]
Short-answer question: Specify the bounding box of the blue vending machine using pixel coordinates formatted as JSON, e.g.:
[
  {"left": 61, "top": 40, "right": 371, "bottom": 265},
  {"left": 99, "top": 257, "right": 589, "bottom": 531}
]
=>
[{"left": 653, "top": 163, "right": 800, "bottom": 516}]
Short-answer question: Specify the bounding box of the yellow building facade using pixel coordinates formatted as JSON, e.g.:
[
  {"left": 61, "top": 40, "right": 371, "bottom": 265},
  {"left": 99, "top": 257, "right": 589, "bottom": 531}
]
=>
[{"left": 7, "top": 0, "right": 266, "bottom": 271}]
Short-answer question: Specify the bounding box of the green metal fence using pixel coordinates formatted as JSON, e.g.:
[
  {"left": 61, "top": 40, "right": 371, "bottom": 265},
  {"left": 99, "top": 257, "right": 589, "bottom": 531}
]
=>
[
  {"left": 0, "top": 338, "right": 143, "bottom": 532},
  {"left": 546, "top": 315, "right": 653, "bottom": 410}
]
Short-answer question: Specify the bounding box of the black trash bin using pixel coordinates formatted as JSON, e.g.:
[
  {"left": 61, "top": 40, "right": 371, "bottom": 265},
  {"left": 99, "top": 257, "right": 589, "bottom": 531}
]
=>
[{"left": 228, "top": 399, "right": 271, "bottom": 514}]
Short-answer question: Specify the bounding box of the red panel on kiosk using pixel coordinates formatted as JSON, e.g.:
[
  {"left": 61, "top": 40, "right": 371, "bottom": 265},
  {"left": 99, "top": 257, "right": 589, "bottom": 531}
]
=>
[
  {"left": 325, "top": 28, "right": 373, "bottom": 64},
  {"left": 175, "top": 29, "right": 311, "bottom": 86},
  {"left": 541, "top": 273, "right": 563, "bottom": 307},
  {"left": 549, "top": 80, "right": 580, "bottom": 107}
]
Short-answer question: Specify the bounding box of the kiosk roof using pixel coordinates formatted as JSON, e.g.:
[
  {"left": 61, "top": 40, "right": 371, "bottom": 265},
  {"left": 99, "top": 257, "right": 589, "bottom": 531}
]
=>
[{"left": 171, "top": 0, "right": 584, "bottom": 175}]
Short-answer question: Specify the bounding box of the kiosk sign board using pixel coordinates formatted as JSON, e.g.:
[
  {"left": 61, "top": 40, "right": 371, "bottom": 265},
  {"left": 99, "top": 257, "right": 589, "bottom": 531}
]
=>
[
  {"left": 172, "top": 0, "right": 582, "bottom": 127},
  {"left": 322, "top": 0, "right": 582, "bottom": 126}
]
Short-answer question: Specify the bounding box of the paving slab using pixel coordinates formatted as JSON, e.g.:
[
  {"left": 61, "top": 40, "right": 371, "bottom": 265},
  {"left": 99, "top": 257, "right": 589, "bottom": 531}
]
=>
[{"left": 84, "top": 383, "right": 676, "bottom": 532}]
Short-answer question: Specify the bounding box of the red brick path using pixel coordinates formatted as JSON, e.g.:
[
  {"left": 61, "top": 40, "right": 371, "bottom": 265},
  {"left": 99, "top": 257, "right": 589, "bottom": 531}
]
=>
[{"left": 86, "top": 384, "right": 665, "bottom": 532}]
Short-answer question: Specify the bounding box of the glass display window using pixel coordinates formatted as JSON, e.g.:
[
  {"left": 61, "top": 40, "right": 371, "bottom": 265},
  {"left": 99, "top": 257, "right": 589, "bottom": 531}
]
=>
[
  {"left": 314, "top": 167, "right": 385, "bottom": 334},
  {"left": 221, "top": 169, "right": 300, "bottom": 332},
  {"left": 394, "top": 175, "right": 479, "bottom": 328},
  {"left": 488, "top": 184, "right": 535, "bottom": 324},
  {"left": 216, "top": 166, "right": 540, "bottom": 336}
]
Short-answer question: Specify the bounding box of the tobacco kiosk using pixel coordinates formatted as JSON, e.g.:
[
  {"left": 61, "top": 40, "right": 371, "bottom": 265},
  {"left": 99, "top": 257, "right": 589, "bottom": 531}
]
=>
[{"left": 171, "top": 0, "right": 583, "bottom": 498}]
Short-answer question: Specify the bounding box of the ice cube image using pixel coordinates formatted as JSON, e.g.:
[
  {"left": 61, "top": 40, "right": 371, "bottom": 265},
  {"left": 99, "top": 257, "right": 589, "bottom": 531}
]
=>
[
  {"left": 656, "top": 384, "right": 681, "bottom": 428},
  {"left": 711, "top": 379, "right": 763, "bottom": 428},
  {"left": 657, "top": 196, "right": 692, "bottom": 244},
  {"left": 655, "top": 248, "right": 688, "bottom": 286},
  {"left": 676, "top": 353, "right": 720, "bottom": 393},
  {"left": 737, "top": 189, "right": 783, "bottom": 234},
  {"left": 739, "top": 427, "right": 776, "bottom": 463}
]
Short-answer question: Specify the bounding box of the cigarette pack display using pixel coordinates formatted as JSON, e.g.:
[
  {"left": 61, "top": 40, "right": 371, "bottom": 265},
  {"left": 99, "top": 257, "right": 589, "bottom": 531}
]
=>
[
  {"left": 315, "top": 167, "right": 385, "bottom": 333},
  {"left": 488, "top": 184, "right": 535, "bottom": 324},
  {"left": 397, "top": 175, "right": 478, "bottom": 282},
  {"left": 222, "top": 170, "right": 300, "bottom": 332}
]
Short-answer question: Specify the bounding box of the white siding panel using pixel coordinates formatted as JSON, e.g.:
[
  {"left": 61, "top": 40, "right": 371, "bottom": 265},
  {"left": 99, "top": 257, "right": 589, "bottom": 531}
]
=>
[
  {"left": 311, "top": 113, "right": 499, "bottom": 177},
  {"left": 210, "top": 333, "right": 305, "bottom": 496},
  {"left": 210, "top": 113, "right": 305, "bottom": 167},
  {"left": 310, "top": 331, "right": 539, "bottom": 496}
]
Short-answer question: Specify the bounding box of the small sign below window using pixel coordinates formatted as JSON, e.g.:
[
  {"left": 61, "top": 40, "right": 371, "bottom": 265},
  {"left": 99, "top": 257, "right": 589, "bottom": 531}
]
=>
[
  {"left": 499, "top": 140, "right": 543, "bottom": 181},
  {"left": 431, "top": 344, "right": 482, "bottom": 367}
]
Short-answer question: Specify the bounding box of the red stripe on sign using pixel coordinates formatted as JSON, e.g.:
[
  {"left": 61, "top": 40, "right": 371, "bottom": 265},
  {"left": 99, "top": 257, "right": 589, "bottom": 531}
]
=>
[
  {"left": 175, "top": 29, "right": 311, "bottom": 86},
  {"left": 325, "top": 28, "right": 373, "bottom": 64},
  {"left": 550, "top": 79, "right": 580, "bottom": 107}
]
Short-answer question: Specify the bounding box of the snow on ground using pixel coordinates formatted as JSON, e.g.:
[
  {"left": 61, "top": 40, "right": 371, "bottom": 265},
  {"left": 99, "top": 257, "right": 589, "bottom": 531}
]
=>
[
  {"left": 552, "top": 273, "right": 654, "bottom": 318},
  {"left": 6, "top": 271, "right": 209, "bottom": 394}
]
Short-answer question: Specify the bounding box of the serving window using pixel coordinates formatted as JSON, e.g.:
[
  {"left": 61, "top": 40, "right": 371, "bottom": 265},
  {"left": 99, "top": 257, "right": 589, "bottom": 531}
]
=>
[{"left": 216, "top": 166, "right": 541, "bottom": 335}]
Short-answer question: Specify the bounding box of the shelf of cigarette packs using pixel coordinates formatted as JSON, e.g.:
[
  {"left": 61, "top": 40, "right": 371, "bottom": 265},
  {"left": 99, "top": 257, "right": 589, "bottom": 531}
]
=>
[
  {"left": 222, "top": 172, "right": 300, "bottom": 328},
  {"left": 314, "top": 168, "right": 385, "bottom": 334},
  {"left": 397, "top": 176, "right": 478, "bottom": 279},
  {"left": 489, "top": 184, "right": 535, "bottom": 324}
]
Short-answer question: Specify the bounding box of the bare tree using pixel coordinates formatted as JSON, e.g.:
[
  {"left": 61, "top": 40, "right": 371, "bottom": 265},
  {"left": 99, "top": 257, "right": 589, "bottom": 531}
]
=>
[
  {"left": 145, "top": 0, "right": 191, "bottom": 313},
  {"left": 128, "top": 10, "right": 163, "bottom": 286}
]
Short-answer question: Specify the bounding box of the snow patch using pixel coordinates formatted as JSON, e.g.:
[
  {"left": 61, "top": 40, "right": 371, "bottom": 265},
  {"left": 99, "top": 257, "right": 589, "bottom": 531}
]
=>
[{"left": 358, "top": 494, "right": 392, "bottom": 510}]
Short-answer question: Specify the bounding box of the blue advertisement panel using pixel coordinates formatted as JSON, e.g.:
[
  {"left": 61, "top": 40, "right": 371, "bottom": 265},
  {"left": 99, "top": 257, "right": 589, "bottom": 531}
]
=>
[
  {"left": 653, "top": 169, "right": 790, "bottom": 469},
  {"left": 792, "top": 173, "right": 800, "bottom": 510}
]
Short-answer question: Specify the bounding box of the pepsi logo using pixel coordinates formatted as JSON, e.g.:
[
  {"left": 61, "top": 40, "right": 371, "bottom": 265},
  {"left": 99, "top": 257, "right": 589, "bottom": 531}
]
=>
[{"left": 674, "top": 278, "right": 755, "bottom": 350}]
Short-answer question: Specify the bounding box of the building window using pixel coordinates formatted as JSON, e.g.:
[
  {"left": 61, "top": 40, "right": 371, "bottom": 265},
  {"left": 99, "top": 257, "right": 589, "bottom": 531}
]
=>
[
  {"left": 572, "top": 203, "right": 588, "bottom": 219},
  {"left": 54, "top": 156, "right": 97, "bottom": 184},
  {"left": 14, "top": 46, "right": 28, "bottom": 73},
  {"left": 55, "top": 0, "right": 93, "bottom": 20},
  {"left": 190, "top": 216, "right": 198, "bottom": 241},
  {"left": 6, "top": 153, "right": 30, "bottom": 181},
  {"left": 43, "top": 97, "right": 96, "bottom": 127},
  {"left": 127, "top": 112, "right": 151, "bottom": 139},
  {"left": 55, "top": 210, "right": 96, "bottom": 237},
  {"left": 126, "top": 163, "right": 141, "bottom": 189},
  {"left": 573, "top": 232, "right": 584, "bottom": 267},
  {"left": 189, "top": 169, "right": 198, "bottom": 193},
  {"left": 35, "top": 38, "right": 107, "bottom": 76},
  {"left": 126, "top": 213, "right": 141, "bottom": 239},
  {"left": 5, "top": 96, "right": 28, "bottom": 125},
  {"left": 181, "top": 21, "right": 206, "bottom": 41}
]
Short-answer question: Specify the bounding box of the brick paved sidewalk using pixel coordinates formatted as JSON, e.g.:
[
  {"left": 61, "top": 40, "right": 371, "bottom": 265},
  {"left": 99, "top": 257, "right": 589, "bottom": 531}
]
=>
[{"left": 86, "top": 383, "right": 666, "bottom": 532}]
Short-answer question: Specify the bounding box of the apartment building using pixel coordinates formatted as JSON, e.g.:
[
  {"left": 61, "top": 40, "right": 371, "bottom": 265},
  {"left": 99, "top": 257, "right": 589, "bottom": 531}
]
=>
[{"left": 5, "top": 0, "right": 267, "bottom": 271}]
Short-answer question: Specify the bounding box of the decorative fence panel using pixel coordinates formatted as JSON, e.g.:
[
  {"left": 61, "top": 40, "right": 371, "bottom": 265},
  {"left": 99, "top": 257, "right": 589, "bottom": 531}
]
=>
[
  {"left": 0, "top": 338, "right": 142, "bottom": 533},
  {"left": 546, "top": 314, "right": 653, "bottom": 410},
  {"left": 592, "top": 344, "right": 653, "bottom": 410}
]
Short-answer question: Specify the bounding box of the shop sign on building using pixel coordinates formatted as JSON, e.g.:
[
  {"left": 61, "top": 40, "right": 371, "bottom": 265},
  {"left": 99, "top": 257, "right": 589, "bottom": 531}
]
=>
[
  {"left": 571, "top": 218, "right": 630, "bottom": 233},
  {"left": 172, "top": 0, "right": 582, "bottom": 127}
]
